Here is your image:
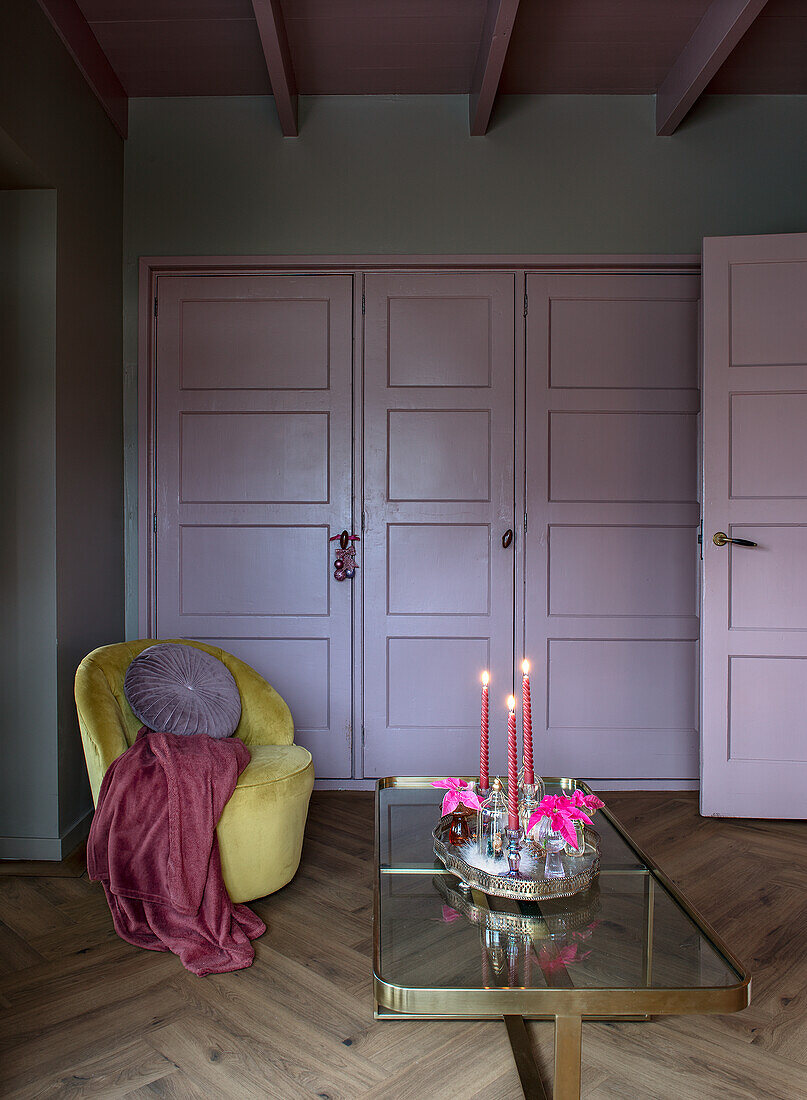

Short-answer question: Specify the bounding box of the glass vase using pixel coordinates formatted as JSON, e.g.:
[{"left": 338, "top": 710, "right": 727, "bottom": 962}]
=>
[
  {"left": 536, "top": 817, "right": 567, "bottom": 879},
  {"left": 567, "top": 819, "right": 586, "bottom": 855}
]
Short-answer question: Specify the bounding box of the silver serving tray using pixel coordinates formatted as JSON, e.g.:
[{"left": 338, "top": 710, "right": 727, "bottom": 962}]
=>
[{"left": 432, "top": 815, "right": 600, "bottom": 902}]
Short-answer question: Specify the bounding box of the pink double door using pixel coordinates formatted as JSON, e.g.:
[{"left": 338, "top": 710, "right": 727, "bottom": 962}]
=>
[
  {"left": 154, "top": 275, "right": 354, "bottom": 777},
  {"left": 153, "top": 270, "right": 516, "bottom": 780}
]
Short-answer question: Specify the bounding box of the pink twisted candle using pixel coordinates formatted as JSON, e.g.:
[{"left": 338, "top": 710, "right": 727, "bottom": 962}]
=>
[
  {"left": 479, "top": 671, "right": 489, "bottom": 790},
  {"left": 521, "top": 659, "right": 534, "bottom": 785},
  {"left": 506, "top": 696, "right": 518, "bottom": 829}
]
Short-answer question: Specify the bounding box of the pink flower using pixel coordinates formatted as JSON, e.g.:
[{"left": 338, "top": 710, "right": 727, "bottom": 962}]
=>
[
  {"left": 573, "top": 921, "right": 601, "bottom": 941},
  {"left": 526, "top": 794, "right": 592, "bottom": 848},
  {"left": 432, "top": 777, "right": 483, "bottom": 816},
  {"left": 570, "top": 789, "right": 604, "bottom": 814},
  {"left": 537, "top": 943, "right": 591, "bottom": 972}
]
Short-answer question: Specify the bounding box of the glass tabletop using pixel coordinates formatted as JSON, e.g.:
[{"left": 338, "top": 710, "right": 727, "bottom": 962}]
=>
[{"left": 374, "top": 779, "right": 749, "bottom": 1018}]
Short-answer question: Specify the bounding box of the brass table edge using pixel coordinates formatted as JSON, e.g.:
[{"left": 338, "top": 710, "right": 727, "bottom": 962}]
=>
[
  {"left": 374, "top": 1008, "right": 652, "bottom": 1022},
  {"left": 372, "top": 972, "right": 751, "bottom": 1017}
]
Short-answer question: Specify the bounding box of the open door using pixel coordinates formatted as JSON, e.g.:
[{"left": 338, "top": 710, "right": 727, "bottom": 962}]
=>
[{"left": 702, "top": 233, "right": 807, "bottom": 817}]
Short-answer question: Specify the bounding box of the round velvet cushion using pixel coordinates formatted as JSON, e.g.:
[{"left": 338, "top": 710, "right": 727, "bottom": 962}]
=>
[{"left": 124, "top": 643, "right": 241, "bottom": 739}]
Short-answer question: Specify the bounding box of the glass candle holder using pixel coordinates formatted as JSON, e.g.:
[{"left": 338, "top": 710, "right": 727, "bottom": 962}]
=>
[
  {"left": 518, "top": 778, "right": 546, "bottom": 835},
  {"left": 505, "top": 826, "right": 524, "bottom": 879}
]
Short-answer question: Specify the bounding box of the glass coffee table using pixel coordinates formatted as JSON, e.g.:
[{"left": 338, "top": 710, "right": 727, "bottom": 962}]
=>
[{"left": 374, "top": 778, "right": 750, "bottom": 1100}]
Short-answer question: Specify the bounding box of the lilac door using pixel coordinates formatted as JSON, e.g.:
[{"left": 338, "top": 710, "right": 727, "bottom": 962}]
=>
[
  {"left": 525, "top": 273, "right": 701, "bottom": 781},
  {"left": 702, "top": 233, "right": 807, "bottom": 817},
  {"left": 362, "top": 273, "right": 515, "bottom": 777},
  {"left": 155, "top": 274, "right": 354, "bottom": 777}
]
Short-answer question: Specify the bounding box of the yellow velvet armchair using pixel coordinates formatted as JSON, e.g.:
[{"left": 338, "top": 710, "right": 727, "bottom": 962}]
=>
[{"left": 75, "top": 639, "right": 314, "bottom": 903}]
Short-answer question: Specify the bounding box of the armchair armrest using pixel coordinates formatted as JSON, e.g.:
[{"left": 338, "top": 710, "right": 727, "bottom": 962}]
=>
[{"left": 75, "top": 655, "right": 132, "bottom": 804}]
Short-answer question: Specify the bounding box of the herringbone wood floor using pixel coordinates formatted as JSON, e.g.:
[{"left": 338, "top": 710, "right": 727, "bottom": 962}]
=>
[{"left": 1, "top": 792, "right": 805, "bottom": 1099}]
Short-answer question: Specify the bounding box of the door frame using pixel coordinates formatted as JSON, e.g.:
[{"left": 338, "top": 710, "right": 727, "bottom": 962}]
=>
[{"left": 138, "top": 253, "right": 700, "bottom": 787}]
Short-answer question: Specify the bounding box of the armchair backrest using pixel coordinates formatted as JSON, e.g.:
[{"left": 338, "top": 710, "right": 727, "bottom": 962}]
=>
[{"left": 75, "top": 639, "right": 294, "bottom": 804}]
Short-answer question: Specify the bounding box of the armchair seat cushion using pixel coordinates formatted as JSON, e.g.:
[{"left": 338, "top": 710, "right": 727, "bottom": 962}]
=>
[
  {"left": 233, "top": 743, "right": 313, "bottom": 790},
  {"left": 218, "top": 743, "right": 314, "bottom": 903}
]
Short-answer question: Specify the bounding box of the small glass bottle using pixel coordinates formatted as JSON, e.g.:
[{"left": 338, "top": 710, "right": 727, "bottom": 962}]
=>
[
  {"left": 448, "top": 780, "right": 477, "bottom": 846},
  {"left": 478, "top": 777, "right": 508, "bottom": 862}
]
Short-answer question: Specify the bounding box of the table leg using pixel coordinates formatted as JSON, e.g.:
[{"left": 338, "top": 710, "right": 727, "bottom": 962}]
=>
[
  {"left": 553, "top": 1014, "right": 582, "bottom": 1100},
  {"left": 503, "top": 1015, "right": 548, "bottom": 1100}
]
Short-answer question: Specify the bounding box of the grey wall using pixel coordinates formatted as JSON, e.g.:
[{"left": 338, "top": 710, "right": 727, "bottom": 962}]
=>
[
  {"left": 124, "top": 92, "right": 807, "bottom": 630},
  {"left": 0, "top": 0, "right": 124, "bottom": 857},
  {"left": 0, "top": 189, "right": 58, "bottom": 843}
]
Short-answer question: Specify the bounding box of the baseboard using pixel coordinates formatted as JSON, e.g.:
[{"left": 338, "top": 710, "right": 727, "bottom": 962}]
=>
[
  {"left": 314, "top": 778, "right": 699, "bottom": 793},
  {"left": 0, "top": 807, "right": 93, "bottom": 861},
  {"left": 0, "top": 835, "right": 63, "bottom": 860},
  {"left": 314, "top": 779, "right": 376, "bottom": 791},
  {"left": 585, "top": 779, "right": 699, "bottom": 792},
  {"left": 58, "top": 808, "right": 93, "bottom": 857}
]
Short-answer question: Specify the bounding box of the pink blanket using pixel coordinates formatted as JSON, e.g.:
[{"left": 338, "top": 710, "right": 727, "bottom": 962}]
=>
[{"left": 87, "top": 727, "right": 265, "bottom": 975}]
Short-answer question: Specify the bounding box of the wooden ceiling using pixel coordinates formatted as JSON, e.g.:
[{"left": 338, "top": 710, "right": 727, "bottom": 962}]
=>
[{"left": 36, "top": 0, "right": 807, "bottom": 140}]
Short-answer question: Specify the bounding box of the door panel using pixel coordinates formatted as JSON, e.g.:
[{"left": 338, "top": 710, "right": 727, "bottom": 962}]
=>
[
  {"left": 179, "top": 412, "right": 330, "bottom": 503},
  {"left": 729, "top": 393, "right": 807, "bottom": 497},
  {"left": 548, "top": 639, "right": 697, "bottom": 731},
  {"left": 548, "top": 525, "right": 697, "bottom": 618},
  {"left": 730, "top": 526, "right": 807, "bottom": 630},
  {"left": 179, "top": 298, "right": 331, "bottom": 388},
  {"left": 362, "top": 273, "right": 515, "bottom": 778},
  {"left": 155, "top": 275, "right": 353, "bottom": 777},
  {"left": 549, "top": 411, "right": 697, "bottom": 502},
  {"left": 702, "top": 233, "right": 807, "bottom": 816},
  {"left": 548, "top": 297, "right": 697, "bottom": 389},
  {"left": 526, "top": 273, "right": 701, "bottom": 781}
]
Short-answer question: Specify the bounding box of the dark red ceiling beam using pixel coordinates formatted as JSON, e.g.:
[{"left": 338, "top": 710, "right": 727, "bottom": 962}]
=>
[
  {"left": 656, "top": 0, "right": 769, "bottom": 136},
  {"left": 469, "top": 0, "right": 521, "bottom": 136},
  {"left": 251, "top": 0, "right": 298, "bottom": 137},
  {"left": 36, "top": 0, "right": 127, "bottom": 139}
]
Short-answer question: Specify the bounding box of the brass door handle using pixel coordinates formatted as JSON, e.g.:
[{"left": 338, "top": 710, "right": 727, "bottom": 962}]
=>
[
  {"left": 712, "top": 531, "right": 757, "bottom": 548},
  {"left": 502, "top": 529, "right": 513, "bottom": 549}
]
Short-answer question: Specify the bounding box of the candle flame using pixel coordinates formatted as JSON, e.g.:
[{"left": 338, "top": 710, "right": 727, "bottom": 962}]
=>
[
  {"left": 521, "top": 658, "right": 530, "bottom": 675},
  {"left": 507, "top": 694, "right": 516, "bottom": 711},
  {"left": 481, "top": 670, "right": 490, "bottom": 686}
]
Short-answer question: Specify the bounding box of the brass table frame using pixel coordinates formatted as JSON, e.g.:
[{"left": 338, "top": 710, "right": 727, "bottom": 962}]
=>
[{"left": 373, "top": 777, "right": 751, "bottom": 1100}]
